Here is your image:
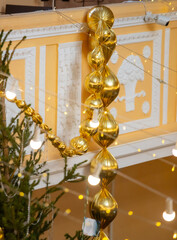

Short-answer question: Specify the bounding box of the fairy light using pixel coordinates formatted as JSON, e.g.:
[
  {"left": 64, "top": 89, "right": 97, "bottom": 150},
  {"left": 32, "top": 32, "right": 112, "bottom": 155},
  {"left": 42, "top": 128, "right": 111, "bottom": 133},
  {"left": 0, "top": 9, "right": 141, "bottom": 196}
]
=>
[
  {"left": 138, "top": 148, "right": 141, "bottom": 152},
  {"left": 46, "top": 107, "right": 50, "bottom": 112},
  {"left": 90, "top": 109, "right": 99, "bottom": 128},
  {"left": 115, "top": 141, "right": 118, "bottom": 146},
  {"left": 30, "top": 87, "right": 33, "bottom": 90},
  {"left": 172, "top": 7, "right": 175, "bottom": 11},
  {"left": 64, "top": 188, "right": 69, "bottom": 193},
  {"left": 161, "top": 139, "right": 165, "bottom": 144},
  {"left": 48, "top": 96, "right": 51, "bottom": 100},
  {"left": 128, "top": 211, "right": 133, "bottom": 216},
  {"left": 65, "top": 209, "right": 71, "bottom": 215},
  {"left": 173, "top": 231, "right": 177, "bottom": 239},
  {"left": 155, "top": 222, "right": 161, "bottom": 227},
  {"left": 172, "top": 143, "right": 177, "bottom": 157},
  {"left": 42, "top": 173, "right": 47, "bottom": 177},
  {"left": 66, "top": 103, "right": 69, "bottom": 107},
  {"left": 122, "top": 125, "right": 126, "bottom": 131},
  {"left": 19, "top": 192, "right": 24, "bottom": 197},
  {"left": 88, "top": 163, "right": 102, "bottom": 186},
  {"left": 18, "top": 173, "right": 22, "bottom": 178},
  {"left": 64, "top": 111, "right": 68, "bottom": 115},
  {"left": 163, "top": 198, "right": 176, "bottom": 222},
  {"left": 30, "top": 126, "right": 42, "bottom": 150},
  {"left": 5, "top": 77, "right": 16, "bottom": 101},
  {"left": 153, "top": 153, "right": 156, "bottom": 157},
  {"left": 171, "top": 165, "right": 175, "bottom": 172},
  {"left": 78, "top": 195, "right": 84, "bottom": 200}
]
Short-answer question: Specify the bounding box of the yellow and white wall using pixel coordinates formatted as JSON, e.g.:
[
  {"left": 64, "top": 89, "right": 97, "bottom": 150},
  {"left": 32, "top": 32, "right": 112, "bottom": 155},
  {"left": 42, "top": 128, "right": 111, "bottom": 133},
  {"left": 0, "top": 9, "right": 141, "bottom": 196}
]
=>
[{"left": 1, "top": 1, "right": 177, "bottom": 186}]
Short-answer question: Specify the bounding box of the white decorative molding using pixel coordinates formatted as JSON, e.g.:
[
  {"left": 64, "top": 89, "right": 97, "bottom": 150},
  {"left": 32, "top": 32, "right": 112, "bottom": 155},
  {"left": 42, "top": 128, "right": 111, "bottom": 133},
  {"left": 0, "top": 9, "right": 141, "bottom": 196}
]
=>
[
  {"left": 163, "top": 28, "right": 170, "bottom": 125},
  {"left": 39, "top": 46, "right": 46, "bottom": 121},
  {"left": 110, "top": 50, "right": 119, "bottom": 64},
  {"left": 117, "top": 54, "right": 145, "bottom": 112},
  {"left": 117, "top": 30, "right": 162, "bottom": 134},
  {"left": 142, "top": 101, "right": 150, "bottom": 114},
  {"left": 35, "top": 131, "right": 177, "bottom": 189},
  {"left": 4, "top": 11, "right": 177, "bottom": 41},
  {"left": 143, "top": 45, "right": 151, "bottom": 58},
  {"left": 57, "top": 41, "right": 82, "bottom": 145}
]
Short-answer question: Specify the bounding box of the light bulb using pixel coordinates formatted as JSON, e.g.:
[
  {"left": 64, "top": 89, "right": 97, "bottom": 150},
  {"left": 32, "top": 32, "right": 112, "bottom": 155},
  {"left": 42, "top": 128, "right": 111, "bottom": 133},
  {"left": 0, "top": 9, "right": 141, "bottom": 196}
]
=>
[
  {"left": 163, "top": 198, "right": 176, "bottom": 222},
  {"left": 163, "top": 211, "right": 175, "bottom": 222},
  {"left": 88, "top": 175, "right": 100, "bottom": 186},
  {"left": 172, "top": 146, "right": 177, "bottom": 157},
  {"left": 30, "top": 126, "right": 42, "bottom": 150},
  {"left": 88, "top": 163, "right": 102, "bottom": 186},
  {"left": 5, "top": 90, "right": 16, "bottom": 100},
  {"left": 90, "top": 109, "right": 99, "bottom": 128},
  {"left": 30, "top": 139, "right": 42, "bottom": 150},
  {"left": 173, "top": 231, "right": 177, "bottom": 239}
]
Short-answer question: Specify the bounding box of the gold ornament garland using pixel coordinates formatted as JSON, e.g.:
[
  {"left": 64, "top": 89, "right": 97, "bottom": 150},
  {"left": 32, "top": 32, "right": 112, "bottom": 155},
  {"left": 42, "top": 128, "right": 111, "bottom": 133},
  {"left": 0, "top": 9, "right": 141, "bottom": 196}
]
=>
[{"left": 80, "top": 6, "right": 119, "bottom": 239}]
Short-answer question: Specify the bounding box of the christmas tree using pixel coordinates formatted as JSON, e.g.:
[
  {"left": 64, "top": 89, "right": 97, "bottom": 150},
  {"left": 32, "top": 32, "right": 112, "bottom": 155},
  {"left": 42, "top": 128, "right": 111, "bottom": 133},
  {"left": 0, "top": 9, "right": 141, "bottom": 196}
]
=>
[{"left": 0, "top": 30, "right": 86, "bottom": 240}]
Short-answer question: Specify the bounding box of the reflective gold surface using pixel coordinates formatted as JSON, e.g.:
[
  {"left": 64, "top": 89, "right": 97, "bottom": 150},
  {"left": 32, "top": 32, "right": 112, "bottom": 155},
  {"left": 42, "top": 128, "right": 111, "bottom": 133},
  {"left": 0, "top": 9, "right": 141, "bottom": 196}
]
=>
[
  {"left": 32, "top": 113, "right": 43, "bottom": 124},
  {"left": 79, "top": 119, "right": 98, "bottom": 139},
  {"left": 93, "top": 109, "right": 119, "bottom": 147},
  {"left": 70, "top": 136, "right": 88, "bottom": 155},
  {"left": 90, "top": 188, "right": 118, "bottom": 229},
  {"left": 95, "top": 20, "right": 111, "bottom": 44},
  {"left": 25, "top": 106, "right": 35, "bottom": 116},
  {"left": 87, "top": 6, "right": 114, "bottom": 32},
  {"left": 15, "top": 99, "right": 26, "bottom": 109},
  {"left": 90, "top": 148, "right": 118, "bottom": 186},
  {"left": 101, "top": 66, "right": 120, "bottom": 107},
  {"left": 85, "top": 94, "right": 103, "bottom": 110},
  {"left": 87, "top": 46, "right": 105, "bottom": 70},
  {"left": 93, "top": 230, "right": 109, "bottom": 240},
  {"left": 40, "top": 123, "right": 50, "bottom": 132},
  {"left": 89, "top": 32, "right": 99, "bottom": 51},
  {"left": 85, "top": 71, "right": 103, "bottom": 94},
  {"left": 102, "top": 30, "right": 117, "bottom": 63}
]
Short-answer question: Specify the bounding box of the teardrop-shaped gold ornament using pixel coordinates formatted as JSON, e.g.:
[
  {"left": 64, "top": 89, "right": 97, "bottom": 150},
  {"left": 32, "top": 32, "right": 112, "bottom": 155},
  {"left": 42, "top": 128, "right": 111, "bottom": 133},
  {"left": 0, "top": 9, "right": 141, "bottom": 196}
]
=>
[
  {"left": 93, "top": 230, "right": 109, "bottom": 240},
  {"left": 85, "top": 71, "right": 103, "bottom": 94},
  {"left": 85, "top": 94, "right": 103, "bottom": 110},
  {"left": 87, "top": 46, "right": 105, "bottom": 70},
  {"left": 101, "top": 66, "right": 120, "bottom": 107},
  {"left": 90, "top": 148, "right": 118, "bottom": 186},
  {"left": 79, "top": 119, "right": 98, "bottom": 139},
  {"left": 70, "top": 136, "right": 88, "bottom": 155},
  {"left": 87, "top": 6, "right": 114, "bottom": 32},
  {"left": 93, "top": 110, "right": 119, "bottom": 148},
  {"left": 90, "top": 188, "right": 118, "bottom": 229},
  {"left": 102, "top": 30, "right": 117, "bottom": 63},
  {"left": 95, "top": 20, "right": 111, "bottom": 44}
]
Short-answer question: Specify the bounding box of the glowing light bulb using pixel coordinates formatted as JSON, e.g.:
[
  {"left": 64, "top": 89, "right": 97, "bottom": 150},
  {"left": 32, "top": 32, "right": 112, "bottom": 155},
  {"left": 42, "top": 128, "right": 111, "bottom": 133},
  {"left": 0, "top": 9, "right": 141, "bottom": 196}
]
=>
[
  {"left": 90, "top": 109, "right": 99, "bottom": 128},
  {"left": 163, "top": 198, "right": 176, "bottom": 222},
  {"left": 5, "top": 90, "right": 16, "bottom": 100},
  {"left": 173, "top": 231, "right": 177, "bottom": 239},
  {"left": 172, "top": 143, "right": 177, "bottom": 157},
  {"left": 30, "top": 126, "right": 42, "bottom": 150},
  {"left": 88, "top": 163, "right": 102, "bottom": 186}
]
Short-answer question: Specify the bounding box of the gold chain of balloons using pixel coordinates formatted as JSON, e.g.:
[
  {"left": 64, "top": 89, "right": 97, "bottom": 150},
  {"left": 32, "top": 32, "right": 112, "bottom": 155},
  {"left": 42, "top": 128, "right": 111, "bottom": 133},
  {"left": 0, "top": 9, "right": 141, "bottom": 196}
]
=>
[
  {"left": 1, "top": 94, "right": 88, "bottom": 157},
  {"left": 79, "top": 6, "right": 120, "bottom": 239}
]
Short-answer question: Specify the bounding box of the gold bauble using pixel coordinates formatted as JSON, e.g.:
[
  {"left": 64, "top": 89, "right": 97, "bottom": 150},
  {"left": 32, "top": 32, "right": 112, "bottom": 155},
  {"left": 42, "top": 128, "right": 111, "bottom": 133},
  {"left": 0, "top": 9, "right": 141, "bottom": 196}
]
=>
[
  {"left": 93, "top": 230, "right": 109, "bottom": 240},
  {"left": 25, "top": 107, "right": 34, "bottom": 116},
  {"left": 95, "top": 20, "right": 111, "bottom": 44},
  {"left": 85, "top": 71, "right": 103, "bottom": 94},
  {"left": 40, "top": 123, "right": 50, "bottom": 132},
  {"left": 79, "top": 119, "right": 98, "bottom": 139},
  {"left": 93, "top": 110, "right": 119, "bottom": 148},
  {"left": 85, "top": 94, "right": 103, "bottom": 110},
  {"left": 57, "top": 142, "right": 66, "bottom": 151},
  {"left": 87, "top": 46, "right": 105, "bottom": 70},
  {"left": 61, "top": 147, "right": 75, "bottom": 157},
  {"left": 52, "top": 137, "right": 61, "bottom": 147},
  {"left": 89, "top": 32, "right": 99, "bottom": 51},
  {"left": 87, "top": 6, "right": 114, "bottom": 32},
  {"left": 70, "top": 136, "right": 88, "bottom": 155},
  {"left": 90, "top": 188, "right": 118, "bottom": 229},
  {"left": 90, "top": 148, "right": 118, "bottom": 187},
  {"left": 101, "top": 66, "right": 120, "bottom": 107},
  {"left": 32, "top": 113, "right": 43, "bottom": 124},
  {"left": 15, "top": 99, "right": 26, "bottom": 109},
  {"left": 102, "top": 30, "right": 117, "bottom": 63},
  {"left": 47, "top": 132, "right": 55, "bottom": 141}
]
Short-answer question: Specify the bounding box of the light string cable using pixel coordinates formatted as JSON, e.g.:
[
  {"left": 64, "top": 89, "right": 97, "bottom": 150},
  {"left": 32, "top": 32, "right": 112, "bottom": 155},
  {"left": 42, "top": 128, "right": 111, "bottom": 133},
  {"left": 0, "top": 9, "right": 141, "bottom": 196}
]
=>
[{"left": 55, "top": 9, "right": 177, "bottom": 90}]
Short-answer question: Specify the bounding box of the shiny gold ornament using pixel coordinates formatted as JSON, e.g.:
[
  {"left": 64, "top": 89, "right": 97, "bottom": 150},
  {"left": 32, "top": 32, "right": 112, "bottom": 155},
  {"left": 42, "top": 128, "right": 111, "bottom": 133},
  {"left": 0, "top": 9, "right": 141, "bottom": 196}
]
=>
[
  {"left": 90, "top": 188, "right": 118, "bottom": 229},
  {"left": 87, "top": 6, "right": 114, "bottom": 32},
  {"left": 93, "top": 230, "right": 109, "bottom": 240},
  {"left": 93, "top": 110, "right": 119, "bottom": 147},
  {"left": 102, "top": 30, "right": 117, "bottom": 63},
  {"left": 89, "top": 32, "right": 99, "bottom": 51},
  {"left": 79, "top": 119, "right": 98, "bottom": 139},
  {"left": 32, "top": 113, "right": 43, "bottom": 124},
  {"left": 70, "top": 136, "right": 88, "bottom": 155},
  {"left": 57, "top": 142, "right": 66, "bottom": 151},
  {"left": 52, "top": 137, "right": 61, "bottom": 147},
  {"left": 15, "top": 99, "right": 26, "bottom": 109},
  {"left": 101, "top": 66, "right": 120, "bottom": 107},
  {"left": 25, "top": 106, "right": 34, "bottom": 116},
  {"left": 85, "top": 71, "right": 103, "bottom": 94},
  {"left": 90, "top": 148, "right": 118, "bottom": 186},
  {"left": 47, "top": 132, "right": 55, "bottom": 141},
  {"left": 85, "top": 94, "right": 103, "bottom": 110},
  {"left": 87, "top": 46, "right": 105, "bottom": 70},
  {"left": 62, "top": 147, "right": 75, "bottom": 157},
  {"left": 95, "top": 20, "right": 111, "bottom": 44},
  {"left": 0, "top": 91, "right": 4, "bottom": 97},
  {"left": 40, "top": 123, "right": 50, "bottom": 132}
]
